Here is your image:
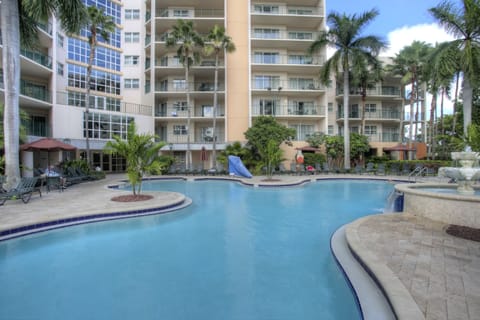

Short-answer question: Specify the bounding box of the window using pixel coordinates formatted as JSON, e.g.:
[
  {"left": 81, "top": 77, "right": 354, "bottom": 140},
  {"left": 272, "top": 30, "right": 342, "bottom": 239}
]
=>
[
  {"left": 365, "top": 126, "right": 377, "bottom": 135},
  {"left": 125, "top": 9, "right": 140, "bottom": 19},
  {"left": 253, "top": 5, "right": 279, "bottom": 13},
  {"left": 173, "top": 125, "right": 188, "bottom": 135},
  {"left": 289, "top": 124, "right": 314, "bottom": 141},
  {"left": 57, "top": 33, "right": 64, "bottom": 47},
  {"left": 57, "top": 62, "right": 64, "bottom": 76},
  {"left": 328, "top": 103, "right": 333, "bottom": 112},
  {"left": 173, "top": 79, "right": 186, "bottom": 90},
  {"left": 174, "top": 101, "right": 188, "bottom": 111},
  {"left": 124, "top": 79, "right": 139, "bottom": 89},
  {"left": 365, "top": 104, "right": 376, "bottom": 112},
  {"left": 84, "top": 112, "right": 133, "bottom": 140},
  {"left": 125, "top": 32, "right": 140, "bottom": 43},
  {"left": 173, "top": 9, "right": 189, "bottom": 17},
  {"left": 254, "top": 75, "right": 280, "bottom": 89},
  {"left": 124, "top": 55, "right": 139, "bottom": 65},
  {"left": 253, "top": 28, "right": 280, "bottom": 39},
  {"left": 253, "top": 52, "right": 279, "bottom": 64},
  {"left": 328, "top": 125, "right": 334, "bottom": 135}
]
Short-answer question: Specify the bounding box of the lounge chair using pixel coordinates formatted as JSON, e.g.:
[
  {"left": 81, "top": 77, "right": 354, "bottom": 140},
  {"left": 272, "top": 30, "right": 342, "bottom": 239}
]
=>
[
  {"left": 354, "top": 164, "right": 363, "bottom": 174},
  {"left": 376, "top": 163, "right": 386, "bottom": 175},
  {"left": 389, "top": 163, "right": 400, "bottom": 175},
  {"left": 322, "top": 162, "right": 331, "bottom": 174},
  {"left": 0, "top": 177, "right": 40, "bottom": 205},
  {"left": 365, "top": 162, "right": 376, "bottom": 175}
]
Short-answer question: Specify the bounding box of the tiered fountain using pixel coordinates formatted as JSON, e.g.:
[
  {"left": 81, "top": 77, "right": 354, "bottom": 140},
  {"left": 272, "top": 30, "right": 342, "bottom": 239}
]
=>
[
  {"left": 438, "top": 149, "right": 480, "bottom": 194},
  {"left": 395, "top": 148, "right": 480, "bottom": 228}
]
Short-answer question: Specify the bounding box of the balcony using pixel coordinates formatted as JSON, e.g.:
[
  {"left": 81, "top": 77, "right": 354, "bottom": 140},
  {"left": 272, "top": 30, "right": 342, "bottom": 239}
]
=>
[
  {"left": 154, "top": 82, "right": 225, "bottom": 92},
  {"left": 252, "top": 104, "right": 325, "bottom": 117},
  {"left": 155, "top": 105, "right": 225, "bottom": 118},
  {"left": 157, "top": 133, "right": 226, "bottom": 145},
  {"left": 156, "top": 57, "right": 224, "bottom": 68},
  {"left": 250, "top": 5, "right": 324, "bottom": 29},
  {"left": 20, "top": 48, "right": 52, "bottom": 69},
  {"left": 336, "top": 86, "right": 402, "bottom": 97},
  {"left": 251, "top": 53, "right": 324, "bottom": 68},
  {"left": 252, "top": 80, "right": 325, "bottom": 92},
  {"left": 367, "top": 133, "right": 401, "bottom": 143},
  {"left": 337, "top": 110, "right": 402, "bottom": 121},
  {"left": 156, "top": 8, "right": 224, "bottom": 18}
]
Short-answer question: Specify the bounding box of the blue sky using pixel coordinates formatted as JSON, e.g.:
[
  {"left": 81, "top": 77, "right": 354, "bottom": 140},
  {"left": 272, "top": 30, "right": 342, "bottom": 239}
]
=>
[{"left": 326, "top": 0, "right": 458, "bottom": 56}]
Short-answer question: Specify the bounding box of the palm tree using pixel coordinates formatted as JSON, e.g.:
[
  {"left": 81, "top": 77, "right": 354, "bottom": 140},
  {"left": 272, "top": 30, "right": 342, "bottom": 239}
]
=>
[
  {"left": 309, "top": 9, "right": 387, "bottom": 170},
  {"left": 104, "top": 122, "right": 165, "bottom": 196},
  {"left": 166, "top": 20, "right": 204, "bottom": 171},
  {"left": 204, "top": 25, "right": 235, "bottom": 170},
  {"left": 351, "top": 57, "right": 383, "bottom": 135},
  {"left": 83, "top": 6, "right": 116, "bottom": 167},
  {"left": 429, "top": 0, "right": 480, "bottom": 137},
  {"left": 389, "top": 41, "right": 431, "bottom": 159},
  {"left": 1, "top": 0, "right": 85, "bottom": 189}
]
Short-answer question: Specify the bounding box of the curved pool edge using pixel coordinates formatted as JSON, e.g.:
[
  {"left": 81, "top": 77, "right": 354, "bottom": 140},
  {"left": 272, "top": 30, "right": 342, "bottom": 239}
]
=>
[
  {"left": 0, "top": 194, "right": 192, "bottom": 242},
  {"left": 344, "top": 215, "right": 425, "bottom": 320}
]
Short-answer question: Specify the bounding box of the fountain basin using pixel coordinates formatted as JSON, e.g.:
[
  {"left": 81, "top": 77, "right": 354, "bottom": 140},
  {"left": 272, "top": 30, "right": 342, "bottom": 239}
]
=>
[{"left": 395, "top": 183, "right": 480, "bottom": 228}]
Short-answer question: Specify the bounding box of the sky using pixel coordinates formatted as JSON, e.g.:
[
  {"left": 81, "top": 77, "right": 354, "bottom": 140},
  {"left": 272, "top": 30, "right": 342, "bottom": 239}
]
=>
[{"left": 326, "top": 0, "right": 457, "bottom": 56}]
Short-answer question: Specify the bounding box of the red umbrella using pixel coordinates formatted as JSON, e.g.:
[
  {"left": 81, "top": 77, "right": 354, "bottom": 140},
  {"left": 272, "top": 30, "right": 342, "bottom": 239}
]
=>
[
  {"left": 21, "top": 138, "right": 77, "bottom": 168},
  {"left": 200, "top": 146, "right": 208, "bottom": 161},
  {"left": 21, "top": 138, "right": 77, "bottom": 152}
]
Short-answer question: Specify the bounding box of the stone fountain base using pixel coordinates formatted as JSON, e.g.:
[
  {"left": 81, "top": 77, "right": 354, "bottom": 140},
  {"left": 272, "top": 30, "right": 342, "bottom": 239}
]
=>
[{"left": 395, "top": 183, "right": 480, "bottom": 228}]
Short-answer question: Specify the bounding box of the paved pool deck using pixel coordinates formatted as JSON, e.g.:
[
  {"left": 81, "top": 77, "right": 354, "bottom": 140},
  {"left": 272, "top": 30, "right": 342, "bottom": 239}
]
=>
[{"left": 0, "top": 173, "right": 478, "bottom": 320}]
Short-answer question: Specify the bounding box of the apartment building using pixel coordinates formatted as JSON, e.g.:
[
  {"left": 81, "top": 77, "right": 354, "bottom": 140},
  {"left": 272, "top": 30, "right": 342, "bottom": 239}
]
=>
[{"left": 1, "top": 0, "right": 411, "bottom": 174}]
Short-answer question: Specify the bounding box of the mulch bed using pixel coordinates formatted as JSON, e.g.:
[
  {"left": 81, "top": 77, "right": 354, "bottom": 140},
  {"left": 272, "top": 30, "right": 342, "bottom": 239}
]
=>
[
  {"left": 445, "top": 224, "right": 480, "bottom": 242},
  {"left": 111, "top": 194, "right": 154, "bottom": 202}
]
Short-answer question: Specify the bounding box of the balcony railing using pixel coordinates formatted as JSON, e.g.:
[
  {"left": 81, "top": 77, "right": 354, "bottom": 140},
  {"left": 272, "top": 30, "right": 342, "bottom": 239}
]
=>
[
  {"left": 155, "top": 106, "right": 225, "bottom": 118},
  {"left": 251, "top": 54, "right": 324, "bottom": 66},
  {"left": 20, "top": 48, "right": 52, "bottom": 69},
  {"left": 252, "top": 104, "right": 325, "bottom": 117},
  {"left": 157, "top": 133, "right": 226, "bottom": 145},
  {"left": 367, "top": 133, "right": 401, "bottom": 143},
  {"left": 155, "top": 82, "right": 225, "bottom": 92},
  {"left": 252, "top": 80, "right": 325, "bottom": 91},
  {"left": 156, "top": 58, "right": 224, "bottom": 67},
  {"left": 337, "top": 110, "right": 402, "bottom": 120},
  {"left": 56, "top": 91, "right": 152, "bottom": 116},
  {"left": 251, "top": 30, "right": 318, "bottom": 40},
  {"left": 336, "top": 86, "right": 402, "bottom": 97},
  {"left": 37, "top": 21, "right": 53, "bottom": 35},
  {"left": 156, "top": 8, "right": 224, "bottom": 18},
  {"left": 252, "top": 6, "right": 323, "bottom": 16}
]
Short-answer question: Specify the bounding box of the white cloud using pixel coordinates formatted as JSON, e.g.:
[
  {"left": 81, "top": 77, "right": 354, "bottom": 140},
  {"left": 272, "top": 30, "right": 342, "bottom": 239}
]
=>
[{"left": 383, "top": 23, "right": 454, "bottom": 57}]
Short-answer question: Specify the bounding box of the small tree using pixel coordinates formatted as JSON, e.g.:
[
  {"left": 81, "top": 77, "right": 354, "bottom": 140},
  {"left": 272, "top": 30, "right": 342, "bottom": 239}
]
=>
[
  {"left": 244, "top": 116, "right": 296, "bottom": 176},
  {"left": 104, "top": 122, "right": 165, "bottom": 196},
  {"left": 263, "top": 140, "right": 282, "bottom": 179}
]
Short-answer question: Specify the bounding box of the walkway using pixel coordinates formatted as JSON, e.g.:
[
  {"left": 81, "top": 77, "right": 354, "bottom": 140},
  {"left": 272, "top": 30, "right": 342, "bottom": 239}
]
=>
[{"left": 0, "top": 173, "right": 478, "bottom": 320}]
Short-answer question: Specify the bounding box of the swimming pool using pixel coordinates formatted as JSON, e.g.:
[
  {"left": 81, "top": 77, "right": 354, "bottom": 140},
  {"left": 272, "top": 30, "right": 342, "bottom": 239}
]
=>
[{"left": 0, "top": 179, "right": 393, "bottom": 320}]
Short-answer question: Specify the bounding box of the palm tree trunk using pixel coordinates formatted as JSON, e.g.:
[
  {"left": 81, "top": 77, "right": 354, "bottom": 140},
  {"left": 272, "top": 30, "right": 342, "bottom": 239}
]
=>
[
  {"left": 211, "top": 51, "right": 219, "bottom": 169},
  {"left": 1, "top": 0, "right": 21, "bottom": 189},
  {"left": 185, "top": 64, "right": 192, "bottom": 171},
  {"left": 452, "top": 72, "right": 460, "bottom": 135},
  {"left": 408, "top": 81, "right": 415, "bottom": 160},
  {"left": 440, "top": 87, "right": 445, "bottom": 135},
  {"left": 343, "top": 70, "right": 351, "bottom": 170},
  {"left": 85, "top": 41, "right": 96, "bottom": 168},
  {"left": 462, "top": 75, "right": 473, "bottom": 137},
  {"left": 429, "top": 91, "right": 436, "bottom": 159}
]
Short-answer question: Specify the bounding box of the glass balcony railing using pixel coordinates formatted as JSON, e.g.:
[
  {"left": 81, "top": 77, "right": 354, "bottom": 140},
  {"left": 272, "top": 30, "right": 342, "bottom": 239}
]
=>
[
  {"left": 367, "top": 133, "right": 401, "bottom": 143},
  {"left": 252, "top": 6, "right": 323, "bottom": 16},
  {"left": 154, "top": 106, "right": 225, "bottom": 118},
  {"left": 252, "top": 54, "right": 324, "bottom": 66},
  {"left": 155, "top": 82, "right": 225, "bottom": 92},
  {"left": 20, "top": 48, "right": 52, "bottom": 69},
  {"left": 251, "top": 30, "right": 318, "bottom": 40},
  {"left": 336, "top": 86, "right": 402, "bottom": 97},
  {"left": 156, "top": 8, "right": 224, "bottom": 18}
]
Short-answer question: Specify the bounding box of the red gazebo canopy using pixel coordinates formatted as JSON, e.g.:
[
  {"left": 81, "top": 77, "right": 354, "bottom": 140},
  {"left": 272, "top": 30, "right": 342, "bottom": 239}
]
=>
[{"left": 21, "top": 138, "right": 77, "bottom": 152}]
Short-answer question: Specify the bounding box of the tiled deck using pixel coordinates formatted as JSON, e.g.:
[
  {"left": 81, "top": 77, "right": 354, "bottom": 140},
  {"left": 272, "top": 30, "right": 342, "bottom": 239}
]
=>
[{"left": 0, "top": 173, "right": 478, "bottom": 319}]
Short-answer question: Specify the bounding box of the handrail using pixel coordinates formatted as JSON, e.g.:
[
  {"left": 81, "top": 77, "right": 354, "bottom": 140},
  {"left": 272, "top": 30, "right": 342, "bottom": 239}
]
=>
[{"left": 408, "top": 167, "right": 427, "bottom": 181}]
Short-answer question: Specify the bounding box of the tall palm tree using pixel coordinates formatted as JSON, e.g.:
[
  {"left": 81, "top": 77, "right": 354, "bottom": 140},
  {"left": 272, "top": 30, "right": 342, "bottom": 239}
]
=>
[
  {"left": 351, "top": 57, "right": 383, "bottom": 135},
  {"left": 84, "top": 6, "right": 116, "bottom": 167},
  {"left": 429, "top": 0, "right": 480, "bottom": 137},
  {"left": 1, "top": 0, "right": 85, "bottom": 189},
  {"left": 166, "top": 19, "right": 204, "bottom": 171},
  {"left": 389, "top": 41, "right": 431, "bottom": 159},
  {"left": 309, "top": 9, "right": 386, "bottom": 170},
  {"left": 204, "top": 25, "right": 235, "bottom": 170}
]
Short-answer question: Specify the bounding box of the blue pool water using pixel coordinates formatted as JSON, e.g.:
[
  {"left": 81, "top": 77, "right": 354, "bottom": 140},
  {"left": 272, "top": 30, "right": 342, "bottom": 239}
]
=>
[{"left": 0, "top": 179, "right": 393, "bottom": 320}]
